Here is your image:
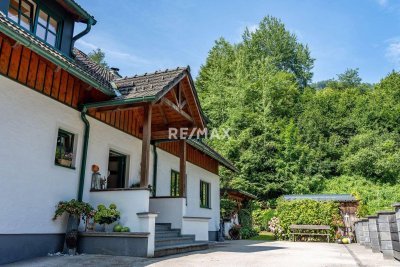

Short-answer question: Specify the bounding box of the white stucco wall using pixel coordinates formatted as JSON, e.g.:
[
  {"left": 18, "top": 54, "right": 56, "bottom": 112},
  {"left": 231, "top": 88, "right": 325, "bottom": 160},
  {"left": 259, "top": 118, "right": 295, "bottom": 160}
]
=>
[
  {"left": 82, "top": 117, "right": 146, "bottom": 202},
  {"left": 89, "top": 190, "right": 150, "bottom": 232},
  {"left": 182, "top": 217, "right": 210, "bottom": 241},
  {"left": 0, "top": 76, "right": 82, "bottom": 234},
  {"left": 149, "top": 198, "right": 186, "bottom": 229},
  {"left": 152, "top": 147, "right": 221, "bottom": 232},
  {"left": 153, "top": 148, "right": 179, "bottom": 196},
  {"left": 186, "top": 161, "right": 221, "bottom": 232},
  {"left": 0, "top": 76, "right": 151, "bottom": 234}
]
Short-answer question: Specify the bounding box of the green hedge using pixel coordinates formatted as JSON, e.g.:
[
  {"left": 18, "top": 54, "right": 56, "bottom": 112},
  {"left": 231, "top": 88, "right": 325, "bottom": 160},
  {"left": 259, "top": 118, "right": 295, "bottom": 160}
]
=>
[{"left": 274, "top": 199, "right": 343, "bottom": 240}]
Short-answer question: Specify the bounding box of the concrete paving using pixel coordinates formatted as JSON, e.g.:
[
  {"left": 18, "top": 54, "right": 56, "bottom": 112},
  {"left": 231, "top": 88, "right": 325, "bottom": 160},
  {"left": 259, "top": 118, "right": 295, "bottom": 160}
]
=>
[{"left": 5, "top": 240, "right": 400, "bottom": 267}]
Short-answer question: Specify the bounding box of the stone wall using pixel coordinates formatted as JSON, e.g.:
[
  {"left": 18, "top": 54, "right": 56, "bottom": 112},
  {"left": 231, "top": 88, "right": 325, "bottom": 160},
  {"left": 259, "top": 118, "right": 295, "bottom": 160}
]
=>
[{"left": 354, "top": 203, "right": 400, "bottom": 260}]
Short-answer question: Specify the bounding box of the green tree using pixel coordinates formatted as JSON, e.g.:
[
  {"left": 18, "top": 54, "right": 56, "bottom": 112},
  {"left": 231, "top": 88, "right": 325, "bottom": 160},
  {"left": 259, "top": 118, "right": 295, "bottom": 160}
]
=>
[{"left": 88, "top": 48, "right": 109, "bottom": 68}]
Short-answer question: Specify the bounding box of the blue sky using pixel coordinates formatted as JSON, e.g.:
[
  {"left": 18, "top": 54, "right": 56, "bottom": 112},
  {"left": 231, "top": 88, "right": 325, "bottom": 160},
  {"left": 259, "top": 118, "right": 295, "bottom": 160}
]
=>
[{"left": 75, "top": 0, "right": 400, "bottom": 84}]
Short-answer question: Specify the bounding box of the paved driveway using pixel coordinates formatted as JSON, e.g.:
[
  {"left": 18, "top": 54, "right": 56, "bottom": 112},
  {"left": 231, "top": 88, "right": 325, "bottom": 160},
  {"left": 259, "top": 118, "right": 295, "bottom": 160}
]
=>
[{"left": 5, "top": 240, "right": 400, "bottom": 267}]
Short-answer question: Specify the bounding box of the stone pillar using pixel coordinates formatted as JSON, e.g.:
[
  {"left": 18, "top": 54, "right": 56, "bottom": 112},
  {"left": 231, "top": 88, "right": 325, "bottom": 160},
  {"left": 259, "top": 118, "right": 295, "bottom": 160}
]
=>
[
  {"left": 356, "top": 220, "right": 365, "bottom": 245},
  {"left": 137, "top": 212, "right": 158, "bottom": 257},
  {"left": 361, "top": 219, "right": 371, "bottom": 248},
  {"left": 377, "top": 210, "right": 397, "bottom": 259},
  {"left": 392, "top": 203, "right": 400, "bottom": 261},
  {"left": 367, "top": 215, "right": 380, "bottom": 253}
]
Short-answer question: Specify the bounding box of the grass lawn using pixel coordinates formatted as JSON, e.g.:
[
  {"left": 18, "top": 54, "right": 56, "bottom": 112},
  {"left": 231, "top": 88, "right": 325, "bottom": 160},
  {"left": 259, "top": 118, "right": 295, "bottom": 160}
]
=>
[{"left": 250, "top": 231, "right": 276, "bottom": 241}]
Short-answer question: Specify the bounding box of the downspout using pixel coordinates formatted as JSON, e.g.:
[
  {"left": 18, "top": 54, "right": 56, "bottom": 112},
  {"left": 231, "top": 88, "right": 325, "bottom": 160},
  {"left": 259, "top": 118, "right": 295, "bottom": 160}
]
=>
[
  {"left": 152, "top": 143, "right": 158, "bottom": 197},
  {"left": 78, "top": 106, "right": 90, "bottom": 202},
  {"left": 71, "top": 18, "right": 95, "bottom": 56}
]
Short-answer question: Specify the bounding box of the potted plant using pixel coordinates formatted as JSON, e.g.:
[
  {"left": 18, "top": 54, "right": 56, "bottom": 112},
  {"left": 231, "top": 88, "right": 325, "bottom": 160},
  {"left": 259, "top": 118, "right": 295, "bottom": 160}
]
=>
[
  {"left": 53, "top": 199, "right": 94, "bottom": 255},
  {"left": 229, "top": 224, "right": 241, "bottom": 240},
  {"left": 94, "top": 203, "right": 120, "bottom": 232}
]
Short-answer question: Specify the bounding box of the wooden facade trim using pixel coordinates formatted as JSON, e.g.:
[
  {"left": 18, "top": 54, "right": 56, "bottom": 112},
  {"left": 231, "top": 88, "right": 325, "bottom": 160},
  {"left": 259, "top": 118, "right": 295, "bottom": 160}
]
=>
[{"left": 157, "top": 141, "right": 219, "bottom": 175}]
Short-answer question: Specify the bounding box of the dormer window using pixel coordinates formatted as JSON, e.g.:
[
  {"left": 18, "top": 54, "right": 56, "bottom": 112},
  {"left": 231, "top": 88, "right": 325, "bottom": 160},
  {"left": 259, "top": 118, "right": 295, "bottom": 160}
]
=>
[
  {"left": 7, "top": 0, "right": 62, "bottom": 49},
  {"left": 8, "top": 0, "right": 36, "bottom": 31},
  {"left": 36, "top": 9, "right": 60, "bottom": 47}
]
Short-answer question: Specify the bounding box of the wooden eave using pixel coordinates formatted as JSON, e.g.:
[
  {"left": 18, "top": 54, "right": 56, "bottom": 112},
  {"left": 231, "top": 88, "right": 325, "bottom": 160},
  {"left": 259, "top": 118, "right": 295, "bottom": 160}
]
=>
[{"left": 86, "top": 75, "right": 206, "bottom": 141}]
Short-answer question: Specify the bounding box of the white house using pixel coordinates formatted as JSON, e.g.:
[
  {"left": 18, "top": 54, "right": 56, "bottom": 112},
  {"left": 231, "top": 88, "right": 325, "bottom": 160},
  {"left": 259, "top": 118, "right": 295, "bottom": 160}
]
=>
[{"left": 0, "top": 0, "right": 237, "bottom": 264}]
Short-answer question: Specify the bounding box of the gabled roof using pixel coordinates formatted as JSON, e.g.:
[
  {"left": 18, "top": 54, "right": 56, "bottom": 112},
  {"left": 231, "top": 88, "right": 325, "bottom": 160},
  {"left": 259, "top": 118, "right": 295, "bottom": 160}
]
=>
[
  {"left": 187, "top": 139, "right": 238, "bottom": 172},
  {"left": 221, "top": 188, "right": 257, "bottom": 200},
  {"left": 73, "top": 48, "right": 119, "bottom": 86},
  {"left": 114, "top": 67, "right": 188, "bottom": 100},
  {"left": 283, "top": 194, "right": 357, "bottom": 202},
  {"left": 0, "top": 12, "right": 115, "bottom": 96},
  {"left": 56, "top": 0, "right": 97, "bottom": 24}
]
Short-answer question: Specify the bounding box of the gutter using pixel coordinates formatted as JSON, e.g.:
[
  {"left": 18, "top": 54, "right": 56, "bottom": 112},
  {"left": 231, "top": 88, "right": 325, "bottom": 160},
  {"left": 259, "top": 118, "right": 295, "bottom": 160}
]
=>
[
  {"left": 78, "top": 106, "right": 90, "bottom": 201},
  {"left": 71, "top": 19, "right": 94, "bottom": 56},
  {"left": 152, "top": 143, "right": 158, "bottom": 197},
  {"left": 62, "top": 0, "right": 97, "bottom": 25},
  {"left": 84, "top": 95, "right": 156, "bottom": 109},
  {"left": 0, "top": 21, "right": 114, "bottom": 96}
]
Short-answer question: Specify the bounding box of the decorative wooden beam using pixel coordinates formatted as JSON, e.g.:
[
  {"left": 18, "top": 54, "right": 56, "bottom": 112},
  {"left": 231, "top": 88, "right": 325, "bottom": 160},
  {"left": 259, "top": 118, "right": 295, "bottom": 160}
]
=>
[
  {"left": 170, "top": 86, "right": 179, "bottom": 105},
  {"left": 179, "top": 139, "right": 187, "bottom": 197},
  {"left": 157, "top": 105, "right": 168, "bottom": 125},
  {"left": 140, "top": 104, "right": 152, "bottom": 187},
  {"left": 161, "top": 98, "right": 194, "bottom": 123}
]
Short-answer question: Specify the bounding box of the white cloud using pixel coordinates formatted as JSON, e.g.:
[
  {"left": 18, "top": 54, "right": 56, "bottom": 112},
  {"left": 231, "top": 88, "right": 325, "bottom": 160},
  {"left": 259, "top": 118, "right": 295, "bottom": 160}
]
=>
[
  {"left": 75, "top": 39, "right": 150, "bottom": 67},
  {"left": 377, "top": 0, "right": 388, "bottom": 6},
  {"left": 246, "top": 24, "right": 259, "bottom": 34},
  {"left": 386, "top": 39, "right": 400, "bottom": 66}
]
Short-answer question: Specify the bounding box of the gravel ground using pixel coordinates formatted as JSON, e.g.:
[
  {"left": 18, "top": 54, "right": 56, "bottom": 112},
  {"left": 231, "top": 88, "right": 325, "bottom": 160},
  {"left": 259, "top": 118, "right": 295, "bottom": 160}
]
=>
[{"left": 4, "top": 240, "right": 400, "bottom": 267}]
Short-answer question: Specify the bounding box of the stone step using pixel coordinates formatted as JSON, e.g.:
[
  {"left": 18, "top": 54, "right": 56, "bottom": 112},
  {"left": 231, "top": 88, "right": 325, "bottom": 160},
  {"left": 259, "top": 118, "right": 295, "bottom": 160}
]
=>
[
  {"left": 155, "top": 223, "right": 171, "bottom": 231},
  {"left": 155, "top": 236, "right": 196, "bottom": 247},
  {"left": 154, "top": 242, "right": 209, "bottom": 257},
  {"left": 155, "top": 230, "right": 181, "bottom": 238}
]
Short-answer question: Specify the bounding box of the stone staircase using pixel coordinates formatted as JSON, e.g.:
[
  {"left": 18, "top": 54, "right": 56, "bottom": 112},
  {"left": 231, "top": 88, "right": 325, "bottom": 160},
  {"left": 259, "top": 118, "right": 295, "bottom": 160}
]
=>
[{"left": 154, "top": 223, "right": 209, "bottom": 257}]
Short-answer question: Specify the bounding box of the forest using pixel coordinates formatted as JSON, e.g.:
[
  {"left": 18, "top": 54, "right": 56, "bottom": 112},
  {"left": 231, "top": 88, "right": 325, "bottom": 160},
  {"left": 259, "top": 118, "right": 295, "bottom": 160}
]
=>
[{"left": 196, "top": 16, "right": 400, "bottom": 215}]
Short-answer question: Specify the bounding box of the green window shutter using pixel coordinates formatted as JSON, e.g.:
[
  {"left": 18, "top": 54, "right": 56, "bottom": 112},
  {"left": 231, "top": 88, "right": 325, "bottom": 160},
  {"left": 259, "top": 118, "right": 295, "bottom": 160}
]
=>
[{"left": 170, "top": 170, "right": 180, "bottom": 197}]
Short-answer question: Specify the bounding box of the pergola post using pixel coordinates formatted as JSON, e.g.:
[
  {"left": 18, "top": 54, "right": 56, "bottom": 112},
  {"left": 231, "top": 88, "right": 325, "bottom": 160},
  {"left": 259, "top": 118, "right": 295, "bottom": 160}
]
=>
[
  {"left": 179, "top": 139, "right": 186, "bottom": 197},
  {"left": 140, "top": 104, "right": 152, "bottom": 187}
]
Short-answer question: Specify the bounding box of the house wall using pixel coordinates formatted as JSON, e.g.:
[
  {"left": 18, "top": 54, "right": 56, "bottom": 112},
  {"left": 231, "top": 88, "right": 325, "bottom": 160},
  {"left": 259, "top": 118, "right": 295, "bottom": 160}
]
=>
[
  {"left": 186, "top": 161, "right": 221, "bottom": 233},
  {"left": 0, "top": 76, "right": 153, "bottom": 263},
  {"left": 0, "top": 75, "right": 82, "bottom": 234},
  {"left": 151, "top": 147, "right": 221, "bottom": 235}
]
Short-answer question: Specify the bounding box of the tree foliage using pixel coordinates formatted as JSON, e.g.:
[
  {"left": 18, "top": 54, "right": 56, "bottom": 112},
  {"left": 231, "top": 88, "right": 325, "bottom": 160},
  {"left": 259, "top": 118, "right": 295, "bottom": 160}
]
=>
[
  {"left": 88, "top": 48, "right": 109, "bottom": 68},
  {"left": 197, "top": 16, "right": 400, "bottom": 213}
]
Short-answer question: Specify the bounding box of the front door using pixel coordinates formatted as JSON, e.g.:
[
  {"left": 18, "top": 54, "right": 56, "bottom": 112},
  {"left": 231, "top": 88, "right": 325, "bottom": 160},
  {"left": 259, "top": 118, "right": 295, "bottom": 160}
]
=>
[{"left": 107, "top": 150, "right": 127, "bottom": 188}]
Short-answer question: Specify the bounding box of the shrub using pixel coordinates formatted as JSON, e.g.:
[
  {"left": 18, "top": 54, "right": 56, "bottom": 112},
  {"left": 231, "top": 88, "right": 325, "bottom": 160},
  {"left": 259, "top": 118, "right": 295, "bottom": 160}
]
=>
[
  {"left": 274, "top": 199, "right": 342, "bottom": 240},
  {"left": 94, "top": 204, "right": 120, "bottom": 225},
  {"left": 220, "top": 197, "right": 237, "bottom": 220},
  {"left": 240, "top": 226, "right": 259, "bottom": 239},
  {"left": 253, "top": 208, "right": 275, "bottom": 231}
]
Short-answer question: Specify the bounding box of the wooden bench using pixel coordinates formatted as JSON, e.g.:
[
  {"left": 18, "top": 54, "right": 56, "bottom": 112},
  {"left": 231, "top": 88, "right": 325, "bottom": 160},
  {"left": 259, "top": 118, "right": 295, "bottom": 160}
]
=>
[{"left": 290, "top": 224, "right": 330, "bottom": 243}]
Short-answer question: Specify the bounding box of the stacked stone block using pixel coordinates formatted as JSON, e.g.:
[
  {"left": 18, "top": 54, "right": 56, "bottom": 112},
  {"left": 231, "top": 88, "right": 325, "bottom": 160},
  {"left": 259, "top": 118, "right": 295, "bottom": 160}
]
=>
[
  {"left": 393, "top": 203, "right": 400, "bottom": 261},
  {"left": 354, "top": 221, "right": 363, "bottom": 244},
  {"left": 367, "top": 215, "right": 380, "bottom": 253},
  {"left": 361, "top": 219, "right": 371, "bottom": 248},
  {"left": 377, "top": 211, "right": 397, "bottom": 259}
]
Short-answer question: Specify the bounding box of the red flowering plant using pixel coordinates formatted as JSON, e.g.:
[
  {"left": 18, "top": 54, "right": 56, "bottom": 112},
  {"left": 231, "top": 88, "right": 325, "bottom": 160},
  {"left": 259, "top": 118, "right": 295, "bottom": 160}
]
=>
[{"left": 53, "top": 199, "right": 94, "bottom": 222}]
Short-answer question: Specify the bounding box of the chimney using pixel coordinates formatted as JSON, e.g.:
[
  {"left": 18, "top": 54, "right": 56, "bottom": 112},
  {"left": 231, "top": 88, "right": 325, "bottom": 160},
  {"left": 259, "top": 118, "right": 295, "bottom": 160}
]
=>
[{"left": 110, "top": 67, "right": 122, "bottom": 78}]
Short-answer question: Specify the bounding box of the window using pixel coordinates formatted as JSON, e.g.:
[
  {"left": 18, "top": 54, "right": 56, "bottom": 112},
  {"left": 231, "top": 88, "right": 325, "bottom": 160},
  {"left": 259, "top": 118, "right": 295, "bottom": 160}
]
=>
[
  {"left": 35, "top": 9, "right": 60, "bottom": 47},
  {"left": 200, "top": 180, "right": 211, "bottom": 208},
  {"left": 8, "top": 0, "right": 36, "bottom": 31},
  {"left": 107, "top": 150, "right": 128, "bottom": 189},
  {"left": 171, "top": 170, "right": 180, "bottom": 197},
  {"left": 55, "top": 129, "right": 75, "bottom": 168},
  {"left": 7, "top": 0, "right": 62, "bottom": 48}
]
